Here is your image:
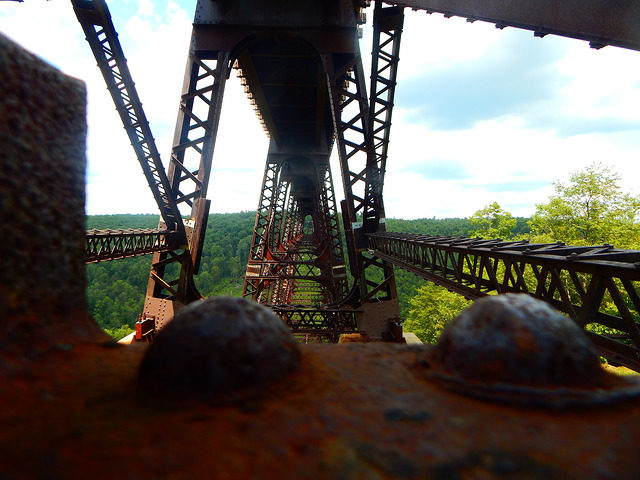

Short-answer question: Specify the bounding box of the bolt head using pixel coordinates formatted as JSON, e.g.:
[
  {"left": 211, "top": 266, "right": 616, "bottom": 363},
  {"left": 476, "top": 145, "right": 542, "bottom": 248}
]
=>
[
  {"left": 432, "top": 294, "right": 603, "bottom": 387},
  {"left": 138, "top": 297, "right": 301, "bottom": 398}
]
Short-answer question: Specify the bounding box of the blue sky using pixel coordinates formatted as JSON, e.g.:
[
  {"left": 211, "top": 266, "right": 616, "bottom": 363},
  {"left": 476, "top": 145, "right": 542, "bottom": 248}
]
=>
[{"left": 2, "top": 0, "right": 640, "bottom": 219}]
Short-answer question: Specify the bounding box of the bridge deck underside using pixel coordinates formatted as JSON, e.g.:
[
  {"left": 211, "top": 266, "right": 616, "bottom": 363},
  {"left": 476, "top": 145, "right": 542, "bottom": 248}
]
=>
[
  {"left": 392, "top": 0, "right": 640, "bottom": 51},
  {"left": 237, "top": 37, "right": 333, "bottom": 149}
]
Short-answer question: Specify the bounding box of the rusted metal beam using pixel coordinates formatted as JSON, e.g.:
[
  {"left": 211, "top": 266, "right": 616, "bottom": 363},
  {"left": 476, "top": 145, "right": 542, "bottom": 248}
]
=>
[
  {"left": 387, "top": 0, "right": 640, "bottom": 51},
  {"left": 143, "top": 41, "right": 231, "bottom": 315},
  {"left": 243, "top": 143, "right": 350, "bottom": 340},
  {"left": 71, "top": 0, "right": 185, "bottom": 235},
  {"left": 368, "top": 231, "right": 640, "bottom": 371},
  {"left": 86, "top": 229, "right": 178, "bottom": 263},
  {"left": 367, "top": 1, "right": 404, "bottom": 229},
  {"left": 271, "top": 306, "right": 358, "bottom": 342}
]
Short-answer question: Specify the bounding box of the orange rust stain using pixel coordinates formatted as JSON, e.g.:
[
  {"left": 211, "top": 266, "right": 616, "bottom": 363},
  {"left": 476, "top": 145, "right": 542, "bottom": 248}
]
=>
[{"left": 1, "top": 342, "right": 640, "bottom": 479}]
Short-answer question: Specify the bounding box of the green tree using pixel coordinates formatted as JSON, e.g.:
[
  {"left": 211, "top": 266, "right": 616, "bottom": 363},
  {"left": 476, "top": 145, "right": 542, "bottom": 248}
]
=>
[
  {"left": 403, "top": 283, "right": 472, "bottom": 344},
  {"left": 530, "top": 163, "right": 640, "bottom": 248},
  {"left": 469, "top": 202, "right": 516, "bottom": 239},
  {"left": 103, "top": 324, "right": 135, "bottom": 341}
]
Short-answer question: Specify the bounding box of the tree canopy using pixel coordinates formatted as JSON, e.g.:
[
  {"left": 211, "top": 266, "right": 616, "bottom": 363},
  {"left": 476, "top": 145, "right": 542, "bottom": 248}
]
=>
[
  {"left": 469, "top": 201, "right": 517, "bottom": 239},
  {"left": 87, "top": 163, "right": 640, "bottom": 344},
  {"left": 530, "top": 162, "right": 640, "bottom": 248},
  {"left": 403, "top": 283, "right": 471, "bottom": 344}
]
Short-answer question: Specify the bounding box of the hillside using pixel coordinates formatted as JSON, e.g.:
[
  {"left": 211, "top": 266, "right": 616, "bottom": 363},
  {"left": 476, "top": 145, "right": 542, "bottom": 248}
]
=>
[{"left": 86, "top": 213, "right": 529, "bottom": 338}]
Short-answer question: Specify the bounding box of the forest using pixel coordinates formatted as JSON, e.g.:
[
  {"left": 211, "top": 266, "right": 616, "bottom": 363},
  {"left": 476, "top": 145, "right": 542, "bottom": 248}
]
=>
[
  {"left": 88, "top": 163, "right": 640, "bottom": 344},
  {"left": 87, "top": 213, "right": 502, "bottom": 338}
]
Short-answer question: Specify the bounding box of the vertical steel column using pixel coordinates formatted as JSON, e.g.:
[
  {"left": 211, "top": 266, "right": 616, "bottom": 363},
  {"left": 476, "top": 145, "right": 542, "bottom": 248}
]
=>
[
  {"left": 325, "top": 43, "right": 400, "bottom": 339},
  {"left": 243, "top": 146, "right": 284, "bottom": 301},
  {"left": 325, "top": 56, "right": 397, "bottom": 294},
  {"left": 143, "top": 31, "right": 231, "bottom": 324},
  {"left": 316, "top": 163, "right": 349, "bottom": 304},
  {"left": 368, "top": 1, "right": 405, "bottom": 226}
]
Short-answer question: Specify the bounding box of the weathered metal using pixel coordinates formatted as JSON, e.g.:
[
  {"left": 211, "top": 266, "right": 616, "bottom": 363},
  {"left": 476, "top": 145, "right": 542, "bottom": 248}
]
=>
[
  {"left": 6, "top": 26, "right": 640, "bottom": 480},
  {"left": 85, "top": 229, "right": 178, "bottom": 263},
  {"left": 68, "top": 0, "right": 640, "bottom": 349},
  {"left": 0, "top": 32, "right": 108, "bottom": 360},
  {"left": 271, "top": 305, "right": 359, "bottom": 342},
  {"left": 390, "top": 0, "right": 640, "bottom": 51},
  {"left": 368, "top": 0, "right": 404, "bottom": 220},
  {"left": 134, "top": 315, "right": 156, "bottom": 342},
  {"left": 324, "top": 30, "right": 401, "bottom": 336},
  {"left": 72, "top": 0, "right": 185, "bottom": 236},
  {"left": 427, "top": 294, "right": 640, "bottom": 407},
  {"left": 138, "top": 297, "right": 301, "bottom": 397},
  {"left": 368, "top": 232, "right": 640, "bottom": 370},
  {"left": 73, "top": 0, "right": 221, "bottom": 325},
  {"left": 142, "top": 28, "right": 231, "bottom": 321},
  {"left": 242, "top": 143, "right": 353, "bottom": 338}
]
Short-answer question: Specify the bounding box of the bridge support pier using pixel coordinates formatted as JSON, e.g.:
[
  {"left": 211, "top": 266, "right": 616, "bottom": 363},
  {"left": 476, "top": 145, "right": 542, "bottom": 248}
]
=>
[{"left": 243, "top": 140, "right": 356, "bottom": 341}]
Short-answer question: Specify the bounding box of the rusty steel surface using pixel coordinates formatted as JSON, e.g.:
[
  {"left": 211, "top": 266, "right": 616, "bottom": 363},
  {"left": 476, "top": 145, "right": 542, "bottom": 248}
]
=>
[
  {"left": 428, "top": 294, "right": 640, "bottom": 408},
  {"left": 3, "top": 340, "right": 640, "bottom": 479},
  {"left": 138, "top": 297, "right": 302, "bottom": 397},
  {"left": 388, "top": 0, "right": 640, "bottom": 51},
  {"left": 6, "top": 14, "right": 640, "bottom": 480},
  {"left": 85, "top": 228, "right": 179, "bottom": 263},
  {"left": 368, "top": 232, "right": 640, "bottom": 371}
]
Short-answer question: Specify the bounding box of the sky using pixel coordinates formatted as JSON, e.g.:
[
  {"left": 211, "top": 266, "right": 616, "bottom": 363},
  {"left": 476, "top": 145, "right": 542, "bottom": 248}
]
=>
[{"left": 2, "top": 0, "right": 640, "bottom": 219}]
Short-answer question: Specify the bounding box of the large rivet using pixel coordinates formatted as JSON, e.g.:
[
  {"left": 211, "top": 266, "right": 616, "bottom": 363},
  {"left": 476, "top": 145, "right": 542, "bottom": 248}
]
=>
[
  {"left": 426, "top": 294, "right": 640, "bottom": 407},
  {"left": 433, "top": 293, "right": 602, "bottom": 386},
  {"left": 138, "top": 297, "right": 301, "bottom": 397}
]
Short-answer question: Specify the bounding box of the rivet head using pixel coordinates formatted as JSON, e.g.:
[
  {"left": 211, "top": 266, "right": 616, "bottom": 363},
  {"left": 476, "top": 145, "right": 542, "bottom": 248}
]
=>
[
  {"left": 432, "top": 294, "right": 602, "bottom": 386},
  {"left": 425, "top": 294, "right": 640, "bottom": 407},
  {"left": 138, "top": 297, "right": 301, "bottom": 398}
]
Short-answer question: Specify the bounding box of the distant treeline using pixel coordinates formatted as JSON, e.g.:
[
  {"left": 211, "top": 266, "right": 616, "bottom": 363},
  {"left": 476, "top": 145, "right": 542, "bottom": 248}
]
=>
[{"left": 86, "top": 213, "right": 531, "bottom": 337}]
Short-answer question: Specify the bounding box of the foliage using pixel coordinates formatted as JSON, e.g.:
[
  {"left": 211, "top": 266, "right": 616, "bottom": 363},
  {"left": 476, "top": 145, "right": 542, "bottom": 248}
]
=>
[
  {"left": 386, "top": 217, "right": 472, "bottom": 237},
  {"left": 469, "top": 202, "right": 516, "bottom": 239},
  {"left": 403, "top": 283, "right": 472, "bottom": 344},
  {"left": 85, "top": 212, "right": 256, "bottom": 332},
  {"left": 529, "top": 163, "right": 640, "bottom": 248},
  {"left": 85, "top": 213, "right": 479, "bottom": 332},
  {"left": 103, "top": 324, "right": 135, "bottom": 341}
]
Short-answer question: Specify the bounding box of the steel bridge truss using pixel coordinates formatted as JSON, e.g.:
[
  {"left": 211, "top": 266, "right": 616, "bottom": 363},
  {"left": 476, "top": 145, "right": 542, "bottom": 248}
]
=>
[
  {"left": 141, "top": 43, "right": 230, "bottom": 323},
  {"left": 76, "top": 0, "right": 408, "bottom": 340},
  {"left": 271, "top": 306, "right": 359, "bottom": 343},
  {"left": 86, "top": 229, "right": 179, "bottom": 263},
  {"left": 368, "top": 2, "right": 404, "bottom": 227},
  {"left": 369, "top": 232, "right": 640, "bottom": 370},
  {"left": 71, "top": 0, "right": 640, "bottom": 351},
  {"left": 243, "top": 149, "right": 354, "bottom": 339},
  {"left": 320, "top": 3, "right": 405, "bottom": 338},
  {"left": 75, "top": 0, "right": 232, "bottom": 326},
  {"left": 72, "top": 0, "right": 184, "bottom": 236}
]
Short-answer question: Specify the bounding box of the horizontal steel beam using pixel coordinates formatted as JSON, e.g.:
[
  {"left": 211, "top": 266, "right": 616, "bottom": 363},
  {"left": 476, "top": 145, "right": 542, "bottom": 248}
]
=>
[
  {"left": 270, "top": 305, "right": 359, "bottom": 340},
  {"left": 86, "top": 229, "right": 179, "bottom": 263},
  {"left": 368, "top": 232, "right": 640, "bottom": 371},
  {"left": 387, "top": 0, "right": 640, "bottom": 51}
]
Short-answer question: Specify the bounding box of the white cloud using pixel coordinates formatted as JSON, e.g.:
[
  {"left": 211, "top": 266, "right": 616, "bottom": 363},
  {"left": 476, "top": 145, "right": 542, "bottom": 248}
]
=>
[
  {"left": 2, "top": 2, "right": 640, "bottom": 220},
  {"left": 397, "top": 11, "right": 503, "bottom": 80}
]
